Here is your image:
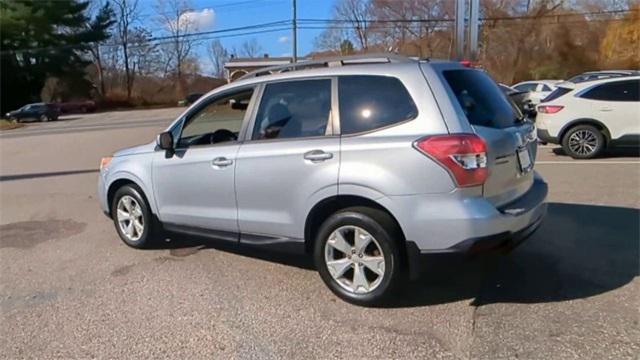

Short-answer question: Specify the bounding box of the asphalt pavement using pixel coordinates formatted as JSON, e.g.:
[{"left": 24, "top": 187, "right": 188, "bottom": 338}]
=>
[{"left": 1, "top": 109, "right": 638, "bottom": 359}]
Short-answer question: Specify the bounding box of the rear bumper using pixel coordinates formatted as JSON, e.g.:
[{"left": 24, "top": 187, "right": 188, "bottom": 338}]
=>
[
  {"left": 390, "top": 174, "right": 548, "bottom": 278},
  {"left": 405, "top": 213, "right": 544, "bottom": 279},
  {"left": 537, "top": 128, "right": 559, "bottom": 144}
]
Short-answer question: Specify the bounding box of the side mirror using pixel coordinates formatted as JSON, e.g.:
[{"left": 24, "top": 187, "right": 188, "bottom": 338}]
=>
[{"left": 157, "top": 131, "right": 174, "bottom": 151}]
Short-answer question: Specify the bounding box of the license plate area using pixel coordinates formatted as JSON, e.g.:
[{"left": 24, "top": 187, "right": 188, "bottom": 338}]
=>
[{"left": 517, "top": 147, "right": 533, "bottom": 173}]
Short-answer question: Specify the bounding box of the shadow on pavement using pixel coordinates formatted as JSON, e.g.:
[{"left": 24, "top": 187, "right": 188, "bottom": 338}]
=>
[
  {"left": 152, "top": 233, "right": 315, "bottom": 271},
  {"left": 0, "top": 169, "right": 98, "bottom": 182},
  {"left": 55, "top": 116, "right": 83, "bottom": 122},
  {"left": 149, "top": 202, "right": 639, "bottom": 307},
  {"left": 551, "top": 146, "right": 639, "bottom": 158}
]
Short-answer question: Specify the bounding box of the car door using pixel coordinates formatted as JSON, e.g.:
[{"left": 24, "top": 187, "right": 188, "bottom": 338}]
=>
[
  {"left": 235, "top": 78, "right": 339, "bottom": 247},
  {"left": 152, "top": 87, "right": 256, "bottom": 237},
  {"left": 580, "top": 79, "right": 640, "bottom": 139},
  {"left": 20, "top": 105, "right": 34, "bottom": 120}
]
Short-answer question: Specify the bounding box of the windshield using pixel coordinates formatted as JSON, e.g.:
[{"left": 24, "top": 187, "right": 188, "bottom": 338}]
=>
[{"left": 443, "top": 69, "right": 522, "bottom": 129}]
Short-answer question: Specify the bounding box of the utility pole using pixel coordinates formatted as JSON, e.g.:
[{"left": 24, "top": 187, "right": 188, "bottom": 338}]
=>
[
  {"left": 468, "top": 0, "right": 479, "bottom": 61},
  {"left": 454, "top": 0, "right": 465, "bottom": 60},
  {"left": 292, "top": 0, "right": 297, "bottom": 63}
]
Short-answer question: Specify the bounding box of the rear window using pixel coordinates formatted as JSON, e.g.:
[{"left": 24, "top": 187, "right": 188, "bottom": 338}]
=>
[
  {"left": 443, "top": 70, "right": 519, "bottom": 129},
  {"left": 338, "top": 76, "right": 418, "bottom": 135},
  {"left": 542, "top": 87, "right": 572, "bottom": 102},
  {"left": 513, "top": 83, "right": 537, "bottom": 92}
]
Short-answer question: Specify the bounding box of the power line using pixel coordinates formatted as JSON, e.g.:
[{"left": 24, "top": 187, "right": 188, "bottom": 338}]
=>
[
  {"left": 1, "top": 8, "right": 635, "bottom": 56},
  {"left": 297, "top": 8, "right": 637, "bottom": 24},
  {"left": 0, "top": 20, "right": 291, "bottom": 55}
]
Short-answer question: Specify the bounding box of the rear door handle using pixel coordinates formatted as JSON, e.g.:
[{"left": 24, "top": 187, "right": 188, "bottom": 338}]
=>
[
  {"left": 212, "top": 157, "right": 233, "bottom": 168},
  {"left": 600, "top": 107, "right": 613, "bottom": 112},
  {"left": 304, "top": 150, "right": 333, "bottom": 162}
]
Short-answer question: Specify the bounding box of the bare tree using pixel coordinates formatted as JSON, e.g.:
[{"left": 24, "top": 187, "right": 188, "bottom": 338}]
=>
[
  {"left": 334, "top": 0, "right": 374, "bottom": 50},
  {"left": 207, "top": 39, "right": 229, "bottom": 78},
  {"left": 128, "top": 27, "right": 163, "bottom": 78},
  {"left": 371, "top": 0, "right": 454, "bottom": 58},
  {"left": 86, "top": 0, "right": 116, "bottom": 97},
  {"left": 112, "top": 0, "right": 140, "bottom": 100},
  {"left": 314, "top": 26, "right": 349, "bottom": 53},
  {"left": 240, "top": 38, "right": 262, "bottom": 57},
  {"left": 155, "top": 0, "right": 198, "bottom": 98}
]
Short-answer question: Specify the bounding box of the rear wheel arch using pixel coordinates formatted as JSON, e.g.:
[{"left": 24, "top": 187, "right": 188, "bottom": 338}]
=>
[
  {"left": 304, "top": 195, "right": 407, "bottom": 256},
  {"left": 559, "top": 118, "right": 611, "bottom": 145}
]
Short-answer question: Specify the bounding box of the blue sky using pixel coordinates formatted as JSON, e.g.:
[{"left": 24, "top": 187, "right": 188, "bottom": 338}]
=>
[{"left": 138, "top": 0, "right": 334, "bottom": 73}]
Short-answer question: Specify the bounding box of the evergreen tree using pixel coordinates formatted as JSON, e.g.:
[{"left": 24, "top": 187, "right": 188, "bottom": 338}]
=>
[{"left": 0, "top": 0, "right": 114, "bottom": 113}]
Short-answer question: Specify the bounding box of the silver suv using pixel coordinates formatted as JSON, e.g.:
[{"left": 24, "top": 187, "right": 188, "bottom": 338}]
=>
[{"left": 98, "top": 55, "right": 547, "bottom": 305}]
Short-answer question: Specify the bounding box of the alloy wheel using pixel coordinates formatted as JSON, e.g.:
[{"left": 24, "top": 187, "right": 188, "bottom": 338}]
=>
[
  {"left": 568, "top": 129, "right": 598, "bottom": 156},
  {"left": 324, "top": 225, "right": 385, "bottom": 294},
  {"left": 116, "top": 195, "right": 145, "bottom": 242}
]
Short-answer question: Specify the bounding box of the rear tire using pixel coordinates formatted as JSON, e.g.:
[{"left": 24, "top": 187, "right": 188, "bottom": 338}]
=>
[
  {"left": 562, "top": 124, "right": 605, "bottom": 159},
  {"left": 39, "top": 114, "right": 49, "bottom": 122},
  {"left": 111, "top": 184, "right": 157, "bottom": 248},
  {"left": 314, "top": 207, "right": 405, "bottom": 306}
]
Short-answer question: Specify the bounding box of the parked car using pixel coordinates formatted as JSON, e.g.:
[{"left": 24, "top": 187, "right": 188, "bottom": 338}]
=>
[
  {"left": 98, "top": 55, "right": 547, "bottom": 305},
  {"left": 5, "top": 103, "right": 60, "bottom": 122},
  {"left": 499, "top": 83, "right": 536, "bottom": 117},
  {"left": 185, "top": 93, "right": 204, "bottom": 104},
  {"left": 178, "top": 93, "right": 205, "bottom": 106},
  {"left": 566, "top": 70, "right": 640, "bottom": 84},
  {"left": 512, "top": 80, "right": 563, "bottom": 104},
  {"left": 536, "top": 76, "right": 640, "bottom": 159},
  {"left": 54, "top": 100, "right": 96, "bottom": 114}
]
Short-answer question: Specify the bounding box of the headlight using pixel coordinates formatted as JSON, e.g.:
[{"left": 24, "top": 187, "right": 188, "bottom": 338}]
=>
[{"left": 100, "top": 156, "right": 113, "bottom": 171}]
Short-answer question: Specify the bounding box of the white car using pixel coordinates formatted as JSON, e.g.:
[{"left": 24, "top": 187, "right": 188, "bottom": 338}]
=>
[
  {"left": 536, "top": 76, "right": 640, "bottom": 159},
  {"left": 512, "top": 80, "right": 563, "bottom": 104}
]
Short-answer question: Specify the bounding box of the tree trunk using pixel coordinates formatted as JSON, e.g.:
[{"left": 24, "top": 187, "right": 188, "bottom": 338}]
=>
[
  {"left": 96, "top": 46, "right": 106, "bottom": 97},
  {"left": 123, "top": 42, "right": 131, "bottom": 100}
]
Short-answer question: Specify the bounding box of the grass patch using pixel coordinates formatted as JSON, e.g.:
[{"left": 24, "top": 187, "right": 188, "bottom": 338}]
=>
[{"left": 0, "top": 119, "right": 24, "bottom": 131}]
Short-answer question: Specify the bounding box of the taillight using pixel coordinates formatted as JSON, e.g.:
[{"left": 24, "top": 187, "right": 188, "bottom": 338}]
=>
[
  {"left": 459, "top": 60, "right": 481, "bottom": 68},
  {"left": 414, "top": 134, "right": 488, "bottom": 187},
  {"left": 537, "top": 105, "right": 564, "bottom": 114}
]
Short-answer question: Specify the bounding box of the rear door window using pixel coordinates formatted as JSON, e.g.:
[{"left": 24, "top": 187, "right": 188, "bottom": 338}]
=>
[
  {"left": 513, "top": 83, "right": 537, "bottom": 92},
  {"left": 338, "top": 75, "right": 418, "bottom": 135},
  {"left": 252, "top": 79, "right": 331, "bottom": 140},
  {"left": 580, "top": 80, "right": 640, "bottom": 102},
  {"left": 443, "top": 69, "right": 520, "bottom": 129}
]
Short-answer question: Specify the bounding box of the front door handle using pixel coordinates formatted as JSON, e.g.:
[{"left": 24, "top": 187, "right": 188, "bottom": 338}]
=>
[
  {"left": 212, "top": 157, "right": 233, "bottom": 168},
  {"left": 304, "top": 150, "right": 333, "bottom": 162}
]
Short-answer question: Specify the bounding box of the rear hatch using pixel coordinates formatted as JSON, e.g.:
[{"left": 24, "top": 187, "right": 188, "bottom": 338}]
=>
[{"left": 440, "top": 69, "right": 537, "bottom": 207}]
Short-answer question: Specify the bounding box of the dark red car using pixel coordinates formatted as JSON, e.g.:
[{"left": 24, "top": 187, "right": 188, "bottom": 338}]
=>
[{"left": 54, "top": 100, "right": 96, "bottom": 114}]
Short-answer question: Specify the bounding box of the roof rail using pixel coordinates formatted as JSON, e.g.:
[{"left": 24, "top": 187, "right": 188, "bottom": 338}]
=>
[{"left": 238, "top": 53, "right": 414, "bottom": 81}]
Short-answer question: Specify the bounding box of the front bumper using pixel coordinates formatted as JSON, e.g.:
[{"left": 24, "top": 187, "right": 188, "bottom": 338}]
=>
[{"left": 97, "top": 171, "right": 110, "bottom": 216}]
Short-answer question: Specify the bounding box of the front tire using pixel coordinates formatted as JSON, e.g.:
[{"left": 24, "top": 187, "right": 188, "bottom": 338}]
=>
[
  {"left": 39, "top": 114, "right": 49, "bottom": 122},
  {"left": 562, "top": 124, "right": 605, "bottom": 159},
  {"left": 314, "top": 207, "right": 404, "bottom": 306},
  {"left": 111, "top": 185, "right": 156, "bottom": 248}
]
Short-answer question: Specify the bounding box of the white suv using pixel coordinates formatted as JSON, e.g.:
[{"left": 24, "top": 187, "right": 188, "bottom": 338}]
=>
[{"left": 536, "top": 76, "right": 640, "bottom": 159}]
